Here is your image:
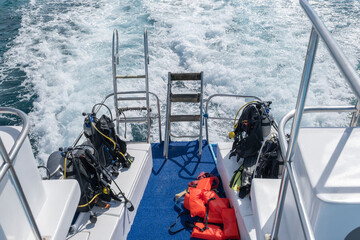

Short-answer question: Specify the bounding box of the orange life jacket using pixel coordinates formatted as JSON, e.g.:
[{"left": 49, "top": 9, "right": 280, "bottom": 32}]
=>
[
  {"left": 189, "top": 188, "right": 206, "bottom": 217},
  {"left": 222, "top": 207, "right": 240, "bottom": 240},
  {"left": 207, "top": 198, "right": 230, "bottom": 224},
  {"left": 202, "top": 190, "right": 219, "bottom": 202},
  {"left": 196, "top": 177, "right": 214, "bottom": 190},
  {"left": 172, "top": 172, "right": 242, "bottom": 240},
  {"left": 183, "top": 192, "right": 190, "bottom": 210},
  {"left": 188, "top": 172, "right": 220, "bottom": 190},
  {"left": 191, "top": 222, "right": 224, "bottom": 240}
]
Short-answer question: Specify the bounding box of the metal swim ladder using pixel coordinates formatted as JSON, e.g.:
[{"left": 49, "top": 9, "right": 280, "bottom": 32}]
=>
[
  {"left": 163, "top": 72, "right": 204, "bottom": 158},
  {"left": 112, "top": 29, "right": 151, "bottom": 142},
  {"left": 72, "top": 29, "right": 162, "bottom": 146}
]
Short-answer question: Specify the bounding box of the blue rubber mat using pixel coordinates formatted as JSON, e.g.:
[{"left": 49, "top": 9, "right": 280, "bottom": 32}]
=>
[{"left": 127, "top": 140, "right": 219, "bottom": 240}]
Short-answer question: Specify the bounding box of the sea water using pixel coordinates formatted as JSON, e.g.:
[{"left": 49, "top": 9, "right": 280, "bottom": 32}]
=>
[{"left": 0, "top": 0, "right": 359, "bottom": 163}]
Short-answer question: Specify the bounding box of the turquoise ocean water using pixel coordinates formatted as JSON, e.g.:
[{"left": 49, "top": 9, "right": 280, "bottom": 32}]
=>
[{"left": 0, "top": 0, "right": 359, "bottom": 163}]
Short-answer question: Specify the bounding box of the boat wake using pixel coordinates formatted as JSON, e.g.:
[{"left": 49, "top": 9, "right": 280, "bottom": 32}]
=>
[{"left": 0, "top": 0, "right": 359, "bottom": 163}]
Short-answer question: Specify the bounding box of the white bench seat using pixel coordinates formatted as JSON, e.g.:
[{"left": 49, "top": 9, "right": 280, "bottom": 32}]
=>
[
  {"left": 0, "top": 126, "right": 80, "bottom": 240},
  {"left": 250, "top": 179, "right": 280, "bottom": 240},
  {"left": 33, "top": 180, "right": 80, "bottom": 240},
  {"left": 293, "top": 127, "right": 360, "bottom": 239},
  {"left": 68, "top": 143, "right": 152, "bottom": 240},
  {"left": 251, "top": 127, "right": 360, "bottom": 240},
  {"left": 216, "top": 142, "right": 256, "bottom": 240}
]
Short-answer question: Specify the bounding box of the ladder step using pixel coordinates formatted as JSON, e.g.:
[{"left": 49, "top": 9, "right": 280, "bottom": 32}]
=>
[
  {"left": 118, "top": 107, "right": 149, "bottom": 112},
  {"left": 116, "top": 75, "right": 146, "bottom": 79},
  {"left": 117, "top": 97, "right": 146, "bottom": 101},
  {"left": 170, "top": 93, "right": 200, "bottom": 103},
  {"left": 170, "top": 73, "right": 202, "bottom": 81},
  {"left": 170, "top": 115, "right": 200, "bottom": 122},
  {"left": 118, "top": 117, "right": 148, "bottom": 123}
]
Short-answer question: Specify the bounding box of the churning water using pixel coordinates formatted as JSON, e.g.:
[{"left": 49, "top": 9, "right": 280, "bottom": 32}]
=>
[{"left": 0, "top": 0, "right": 359, "bottom": 163}]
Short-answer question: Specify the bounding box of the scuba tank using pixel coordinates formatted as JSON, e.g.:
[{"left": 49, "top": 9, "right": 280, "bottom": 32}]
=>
[{"left": 261, "top": 101, "right": 273, "bottom": 139}]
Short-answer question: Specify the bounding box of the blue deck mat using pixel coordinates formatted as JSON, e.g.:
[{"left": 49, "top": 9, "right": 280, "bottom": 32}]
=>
[{"left": 127, "top": 140, "right": 219, "bottom": 240}]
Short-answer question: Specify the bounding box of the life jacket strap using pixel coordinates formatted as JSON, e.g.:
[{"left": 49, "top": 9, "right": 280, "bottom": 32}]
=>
[
  {"left": 168, "top": 211, "right": 191, "bottom": 235},
  {"left": 200, "top": 197, "right": 216, "bottom": 232}
]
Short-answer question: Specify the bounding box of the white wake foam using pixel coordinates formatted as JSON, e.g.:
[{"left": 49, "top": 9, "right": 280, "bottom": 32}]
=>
[{"left": 1, "top": 0, "right": 359, "bottom": 162}]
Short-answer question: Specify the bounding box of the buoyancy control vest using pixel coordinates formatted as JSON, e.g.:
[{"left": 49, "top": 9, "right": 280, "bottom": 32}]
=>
[
  {"left": 229, "top": 101, "right": 276, "bottom": 198},
  {"left": 83, "top": 113, "right": 133, "bottom": 169},
  {"left": 46, "top": 104, "right": 136, "bottom": 222},
  {"left": 254, "top": 136, "right": 283, "bottom": 179},
  {"left": 59, "top": 144, "right": 120, "bottom": 212},
  {"left": 230, "top": 101, "right": 272, "bottom": 161}
]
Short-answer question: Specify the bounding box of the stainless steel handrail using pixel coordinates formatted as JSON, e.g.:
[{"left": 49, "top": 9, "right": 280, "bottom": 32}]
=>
[
  {"left": 0, "top": 107, "right": 30, "bottom": 180},
  {"left": 204, "top": 94, "right": 262, "bottom": 142},
  {"left": 300, "top": 0, "right": 360, "bottom": 99},
  {"left": 350, "top": 100, "right": 360, "bottom": 127},
  {"left": 112, "top": 29, "right": 120, "bottom": 133},
  {"left": 278, "top": 106, "right": 357, "bottom": 155},
  {"left": 0, "top": 162, "right": 10, "bottom": 182},
  {"left": 72, "top": 90, "right": 162, "bottom": 147},
  {"left": 144, "top": 29, "right": 151, "bottom": 143},
  {"left": 0, "top": 107, "right": 42, "bottom": 240},
  {"left": 271, "top": 25, "right": 319, "bottom": 240},
  {"left": 271, "top": 0, "right": 360, "bottom": 239},
  {"left": 0, "top": 107, "right": 30, "bottom": 160}
]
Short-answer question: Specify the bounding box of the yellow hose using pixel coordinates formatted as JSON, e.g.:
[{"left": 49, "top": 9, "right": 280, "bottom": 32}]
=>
[
  {"left": 233, "top": 101, "right": 258, "bottom": 129},
  {"left": 119, "top": 151, "right": 130, "bottom": 163},
  {"left": 92, "top": 122, "right": 116, "bottom": 150},
  {"left": 78, "top": 193, "right": 101, "bottom": 208},
  {"left": 92, "top": 122, "right": 128, "bottom": 162},
  {"left": 63, "top": 156, "right": 67, "bottom": 179}
]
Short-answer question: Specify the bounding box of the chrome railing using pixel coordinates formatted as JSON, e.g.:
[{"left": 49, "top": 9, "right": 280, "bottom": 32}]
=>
[
  {"left": 204, "top": 94, "right": 262, "bottom": 143},
  {"left": 300, "top": 1, "right": 360, "bottom": 98},
  {"left": 72, "top": 90, "right": 162, "bottom": 147},
  {"left": 270, "top": 0, "right": 360, "bottom": 239},
  {"left": 0, "top": 107, "right": 42, "bottom": 240}
]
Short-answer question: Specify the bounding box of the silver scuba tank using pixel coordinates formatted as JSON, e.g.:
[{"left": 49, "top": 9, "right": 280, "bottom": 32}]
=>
[{"left": 261, "top": 104, "right": 273, "bottom": 139}]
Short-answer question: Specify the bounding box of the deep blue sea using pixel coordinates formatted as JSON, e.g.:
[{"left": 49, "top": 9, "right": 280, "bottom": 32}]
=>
[{"left": 1, "top": 0, "right": 359, "bottom": 163}]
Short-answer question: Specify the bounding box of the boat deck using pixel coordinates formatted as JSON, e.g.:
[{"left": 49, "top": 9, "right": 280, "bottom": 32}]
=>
[{"left": 127, "top": 140, "right": 219, "bottom": 239}]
